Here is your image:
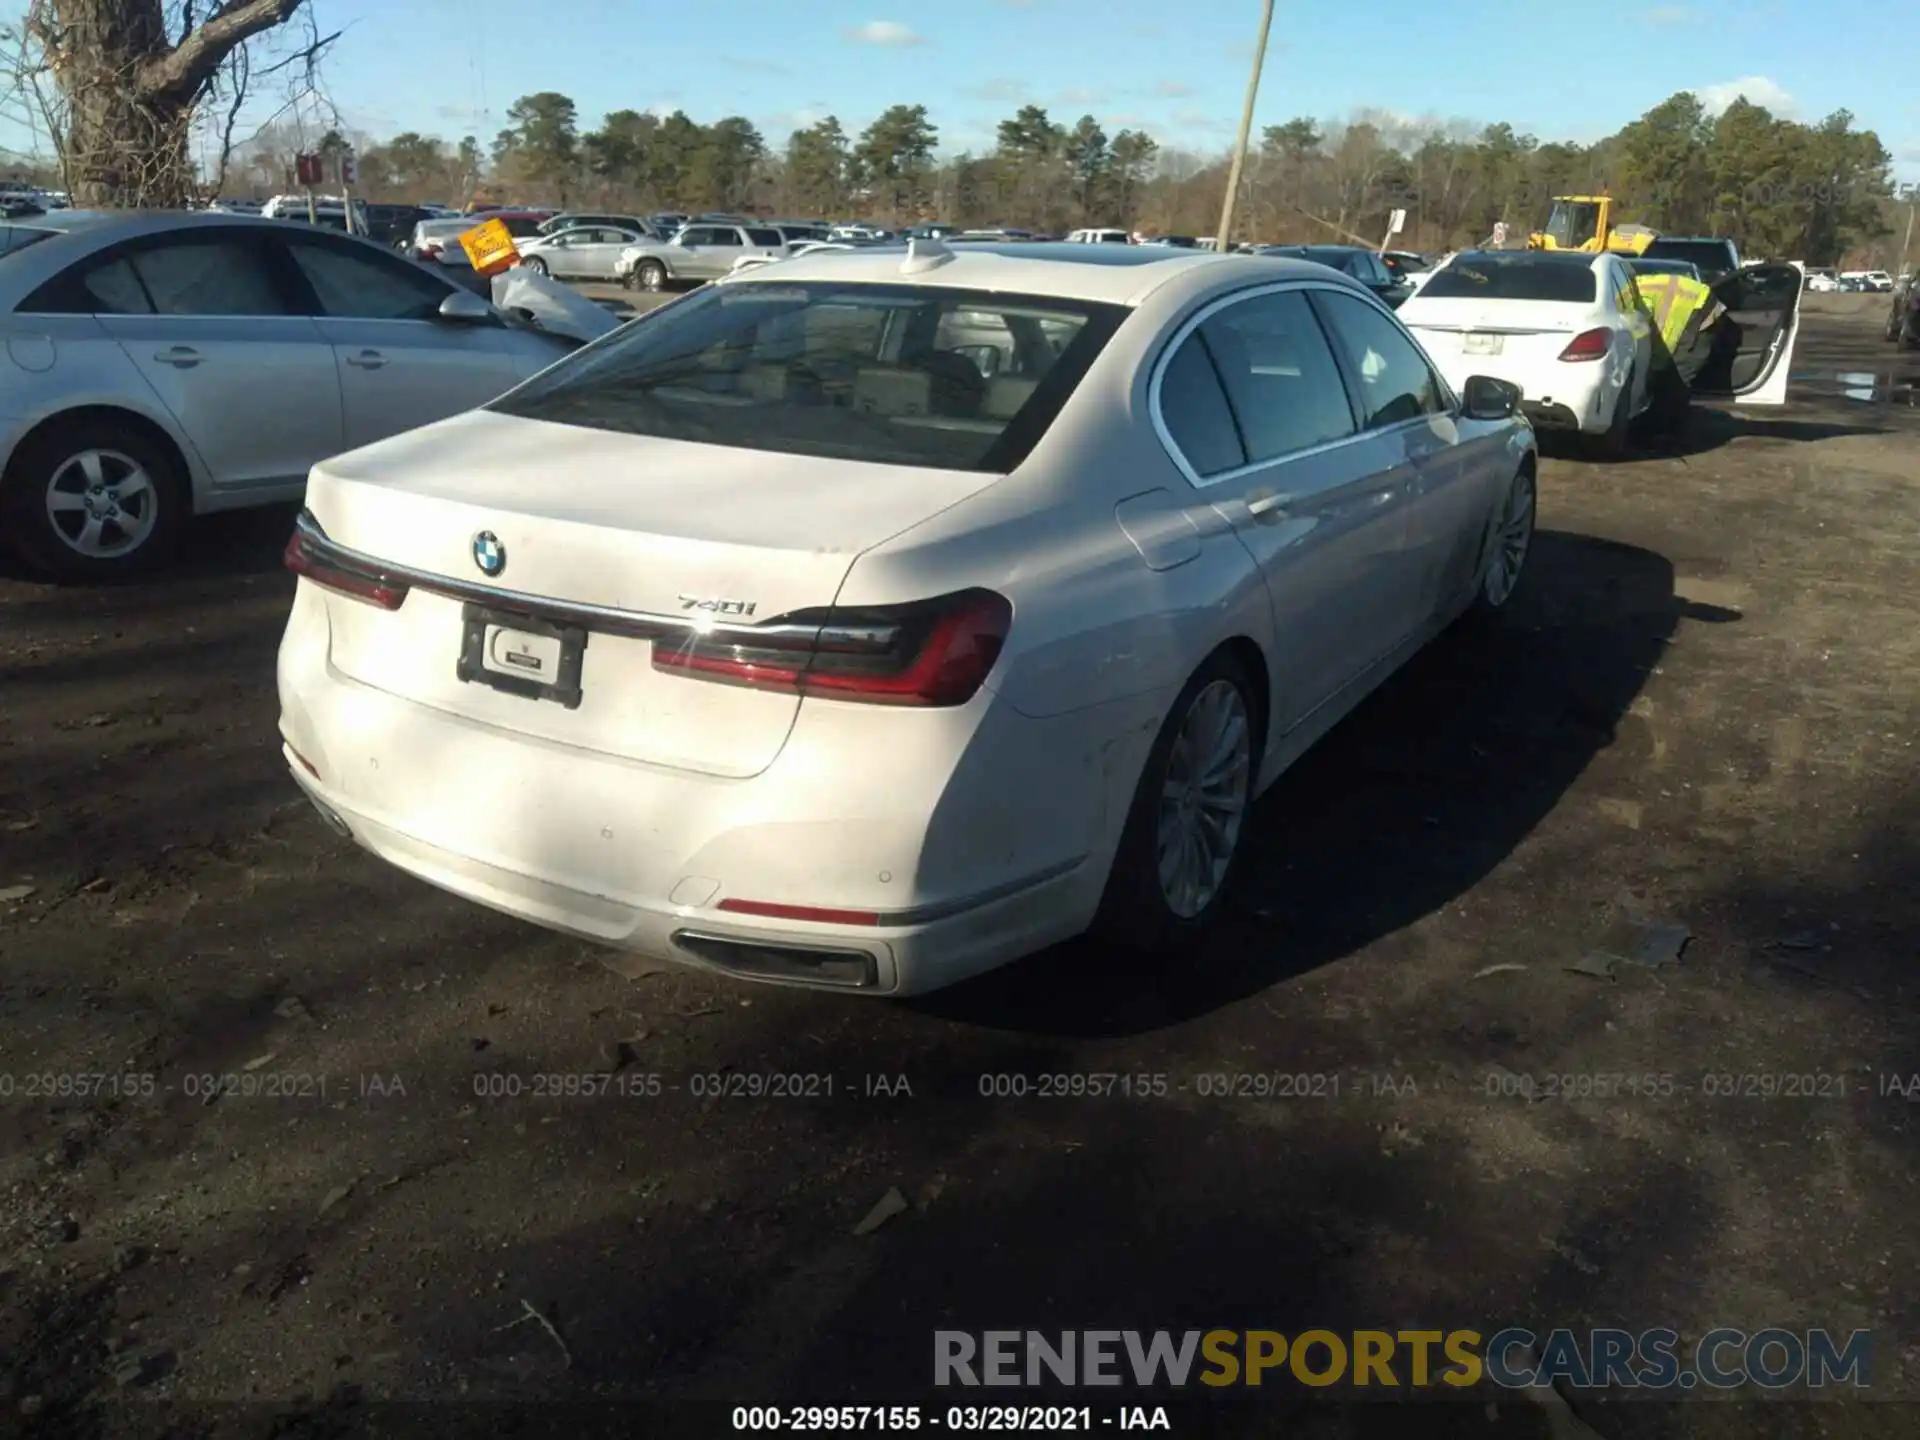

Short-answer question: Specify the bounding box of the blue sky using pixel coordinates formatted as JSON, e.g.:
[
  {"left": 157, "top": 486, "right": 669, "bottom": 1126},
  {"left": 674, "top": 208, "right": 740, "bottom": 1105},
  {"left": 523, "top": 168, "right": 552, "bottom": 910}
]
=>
[{"left": 5, "top": 0, "right": 1918, "bottom": 182}]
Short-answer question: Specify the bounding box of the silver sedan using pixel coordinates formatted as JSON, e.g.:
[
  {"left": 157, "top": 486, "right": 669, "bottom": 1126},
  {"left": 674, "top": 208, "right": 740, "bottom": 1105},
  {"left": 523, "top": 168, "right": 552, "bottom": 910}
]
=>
[{"left": 0, "top": 211, "right": 577, "bottom": 580}]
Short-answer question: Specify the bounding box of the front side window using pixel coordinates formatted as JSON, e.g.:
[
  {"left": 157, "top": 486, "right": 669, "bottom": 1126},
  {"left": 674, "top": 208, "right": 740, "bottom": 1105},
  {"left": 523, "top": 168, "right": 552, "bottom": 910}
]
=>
[
  {"left": 489, "top": 280, "right": 1125, "bottom": 473},
  {"left": 1311, "top": 290, "right": 1444, "bottom": 428},
  {"left": 286, "top": 239, "right": 450, "bottom": 320}
]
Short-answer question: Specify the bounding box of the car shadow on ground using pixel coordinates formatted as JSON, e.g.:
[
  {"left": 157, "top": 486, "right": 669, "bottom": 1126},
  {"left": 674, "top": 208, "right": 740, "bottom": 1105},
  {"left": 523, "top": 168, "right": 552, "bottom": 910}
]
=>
[
  {"left": 917, "top": 530, "right": 1733, "bottom": 1036},
  {"left": 1632, "top": 407, "right": 1898, "bottom": 460}
]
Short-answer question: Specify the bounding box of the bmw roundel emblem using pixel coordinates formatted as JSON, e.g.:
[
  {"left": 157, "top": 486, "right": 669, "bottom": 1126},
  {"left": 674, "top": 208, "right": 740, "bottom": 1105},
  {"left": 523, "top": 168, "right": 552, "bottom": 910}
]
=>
[{"left": 472, "top": 531, "right": 506, "bottom": 577}]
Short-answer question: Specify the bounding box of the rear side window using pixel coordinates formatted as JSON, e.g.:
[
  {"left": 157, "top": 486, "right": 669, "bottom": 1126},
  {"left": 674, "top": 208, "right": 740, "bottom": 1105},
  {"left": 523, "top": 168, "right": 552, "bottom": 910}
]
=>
[
  {"left": 81, "top": 258, "right": 153, "bottom": 314},
  {"left": 1157, "top": 337, "right": 1245, "bottom": 477},
  {"left": 489, "top": 280, "right": 1126, "bottom": 474},
  {"left": 1200, "top": 291, "right": 1356, "bottom": 461},
  {"left": 134, "top": 241, "right": 289, "bottom": 315},
  {"left": 747, "top": 228, "right": 785, "bottom": 247},
  {"left": 1419, "top": 258, "right": 1597, "bottom": 303}
]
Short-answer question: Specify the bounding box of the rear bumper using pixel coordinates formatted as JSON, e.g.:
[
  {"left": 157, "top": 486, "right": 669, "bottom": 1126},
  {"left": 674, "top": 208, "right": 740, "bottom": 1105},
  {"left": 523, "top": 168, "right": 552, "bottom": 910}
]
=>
[
  {"left": 277, "top": 593, "right": 1145, "bottom": 995},
  {"left": 1428, "top": 350, "right": 1618, "bottom": 435},
  {"left": 1520, "top": 400, "right": 1583, "bottom": 430},
  {"left": 287, "top": 760, "right": 1091, "bottom": 995}
]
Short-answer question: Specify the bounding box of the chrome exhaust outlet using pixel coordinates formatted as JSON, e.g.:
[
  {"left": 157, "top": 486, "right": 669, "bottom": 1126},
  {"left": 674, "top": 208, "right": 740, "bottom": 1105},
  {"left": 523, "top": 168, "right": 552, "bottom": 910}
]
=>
[
  {"left": 671, "top": 930, "right": 879, "bottom": 988},
  {"left": 305, "top": 795, "right": 353, "bottom": 839}
]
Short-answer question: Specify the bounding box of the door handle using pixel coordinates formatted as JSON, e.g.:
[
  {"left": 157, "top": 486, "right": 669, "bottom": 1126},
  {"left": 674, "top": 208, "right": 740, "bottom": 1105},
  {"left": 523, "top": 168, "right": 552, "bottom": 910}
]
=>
[
  {"left": 1246, "top": 491, "right": 1297, "bottom": 517},
  {"left": 346, "top": 350, "right": 386, "bottom": 369},
  {"left": 153, "top": 346, "right": 202, "bottom": 368}
]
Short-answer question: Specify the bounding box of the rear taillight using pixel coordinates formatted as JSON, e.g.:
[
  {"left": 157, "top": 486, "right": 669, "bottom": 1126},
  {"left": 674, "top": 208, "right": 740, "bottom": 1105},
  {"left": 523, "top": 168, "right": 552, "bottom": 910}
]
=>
[
  {"left": 1558, "top": 327, "right": 1611, "bottom": 362},
  {"left": 652, "top": 589, "right": 1011, "bottom": 707},
  {"left": 283, "top": 525, "right": 409, "bottom": 610}
]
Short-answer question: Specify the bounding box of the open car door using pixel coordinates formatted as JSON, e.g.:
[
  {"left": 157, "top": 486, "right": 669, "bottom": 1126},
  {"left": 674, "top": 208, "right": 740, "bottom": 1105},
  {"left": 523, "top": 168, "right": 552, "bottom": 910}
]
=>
[{"left": 1696, "top": 262, "right": 1802, "bottom": 405}]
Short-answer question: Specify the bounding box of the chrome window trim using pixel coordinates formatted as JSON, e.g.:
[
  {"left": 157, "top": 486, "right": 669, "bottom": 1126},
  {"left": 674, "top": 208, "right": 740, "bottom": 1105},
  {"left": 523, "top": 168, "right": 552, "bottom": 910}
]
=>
[{"left": 1148, "top": 279, "right": 1454, "bottom": 489}]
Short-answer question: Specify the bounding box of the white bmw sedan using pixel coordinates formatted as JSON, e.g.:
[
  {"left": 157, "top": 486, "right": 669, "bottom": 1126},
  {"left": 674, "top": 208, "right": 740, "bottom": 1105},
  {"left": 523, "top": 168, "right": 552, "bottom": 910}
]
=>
[{"left": 277, "top": 242, "right": 1539, "bottom": 995}]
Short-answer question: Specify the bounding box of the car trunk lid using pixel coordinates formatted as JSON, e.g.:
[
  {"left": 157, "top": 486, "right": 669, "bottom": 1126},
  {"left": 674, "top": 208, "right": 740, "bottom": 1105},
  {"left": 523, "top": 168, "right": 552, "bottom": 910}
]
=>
[
  {"left": 1403, "top": 298, "right": 1604, "bottom": 365},
  {"left": 299, "top": 408, "right": 1001, "bottom": 778}
]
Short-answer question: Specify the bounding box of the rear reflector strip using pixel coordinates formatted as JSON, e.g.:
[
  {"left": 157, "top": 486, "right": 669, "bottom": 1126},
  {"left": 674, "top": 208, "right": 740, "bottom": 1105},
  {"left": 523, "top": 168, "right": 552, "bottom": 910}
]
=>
[{"left": 716, "top": 897, "right": 882, "bottom": 926}]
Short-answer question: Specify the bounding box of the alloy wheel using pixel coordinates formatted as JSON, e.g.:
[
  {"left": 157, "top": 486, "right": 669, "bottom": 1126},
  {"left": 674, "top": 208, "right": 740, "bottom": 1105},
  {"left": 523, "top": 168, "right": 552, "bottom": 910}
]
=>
[
  {"left": 1483, "top": 468, "right": 1536, "bottom": 608},
  {"left": 44, "top": 449, "right": 158, "bottom": 559},
  {"left": 1155, "top": 679, "right": 1253, "bottom": 919}
]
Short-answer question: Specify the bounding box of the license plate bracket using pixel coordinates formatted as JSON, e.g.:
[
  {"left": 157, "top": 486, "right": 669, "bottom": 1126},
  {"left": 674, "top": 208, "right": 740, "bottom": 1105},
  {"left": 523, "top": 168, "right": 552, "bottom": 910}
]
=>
[
  {"left": 1464, "top": 332, "right": 1503, "bottom": 355},
  {"left": 456, "top": 603, "right": 587, "bottom": 710}
]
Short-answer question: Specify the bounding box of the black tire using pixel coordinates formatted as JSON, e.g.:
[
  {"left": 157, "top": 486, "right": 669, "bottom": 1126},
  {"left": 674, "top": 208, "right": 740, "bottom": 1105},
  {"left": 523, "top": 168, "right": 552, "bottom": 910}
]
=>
[
  {"left": 1464, "top": 462, "right": 1537, "bottom": 622},
  {"left": 523, "top": 256, "right": 548, "bottom": 277},
  {"left": 1592, "top": 371, "right": 1634, "bottom": 459},
  {"left": 0, "top": 415, "right": 188, "bottom": 582},
  {"left": 1091, "top": 651, "right": 1263, "bottom": 956},
  {"left": 636, "top": 260, "right": 667, "bottom": 292}
]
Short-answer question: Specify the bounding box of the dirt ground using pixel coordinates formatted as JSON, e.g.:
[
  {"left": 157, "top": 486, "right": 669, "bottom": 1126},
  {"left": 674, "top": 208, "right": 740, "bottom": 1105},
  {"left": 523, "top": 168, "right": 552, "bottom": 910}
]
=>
[{"left": 1, "top": 294, "right": 1916, "bottom": 1438}]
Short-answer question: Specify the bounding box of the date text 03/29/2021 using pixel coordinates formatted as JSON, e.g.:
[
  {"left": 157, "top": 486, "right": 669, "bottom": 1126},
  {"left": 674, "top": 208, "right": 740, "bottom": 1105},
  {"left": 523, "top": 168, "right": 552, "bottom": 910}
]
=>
[{"left": 731, "top": 1407, "right": 1171, "bottom": 1431}]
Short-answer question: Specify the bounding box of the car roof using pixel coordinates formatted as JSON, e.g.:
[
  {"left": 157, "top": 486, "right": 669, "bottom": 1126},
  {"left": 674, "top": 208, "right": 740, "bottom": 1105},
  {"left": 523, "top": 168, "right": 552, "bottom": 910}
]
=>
[{"left": 725, "top": 243, "right": 1365, "bottom": 306}]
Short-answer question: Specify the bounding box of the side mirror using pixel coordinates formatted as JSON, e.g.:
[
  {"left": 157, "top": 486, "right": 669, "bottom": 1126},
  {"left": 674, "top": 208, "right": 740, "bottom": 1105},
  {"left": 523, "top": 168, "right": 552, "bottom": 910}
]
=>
[
  {"left": 1461, "top": 374, "right": 1522, "bottom": 421},
  {"left": 437, "top": 289, "right": 494, "bottom": 324}
]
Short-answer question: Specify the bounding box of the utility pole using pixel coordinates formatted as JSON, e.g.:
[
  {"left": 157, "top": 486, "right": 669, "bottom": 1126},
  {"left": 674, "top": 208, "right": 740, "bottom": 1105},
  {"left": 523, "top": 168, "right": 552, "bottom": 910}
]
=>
[
  {"left": 1215, "top": 0, "right": 1277, "bottom": 255},
  {"left": 1900, "top": 189, "right": 1916, "bottom": 276}
]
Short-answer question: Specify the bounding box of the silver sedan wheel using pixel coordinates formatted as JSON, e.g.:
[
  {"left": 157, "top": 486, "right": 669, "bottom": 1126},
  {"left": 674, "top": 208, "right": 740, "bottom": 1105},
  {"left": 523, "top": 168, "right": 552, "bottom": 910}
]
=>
[
  {"left": 1156, "top": 678, "right": 1253, "bottom": 919},
  {"left": 1482, "top": 468, "right": 1536, "bottom": 608},
  {"left": 44, "top": 448, "right": 157, "bottom": 559}
]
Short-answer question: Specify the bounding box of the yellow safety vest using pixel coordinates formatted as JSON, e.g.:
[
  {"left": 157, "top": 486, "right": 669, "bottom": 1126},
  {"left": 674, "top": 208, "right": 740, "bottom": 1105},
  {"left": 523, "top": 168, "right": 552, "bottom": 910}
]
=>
[{"left": 1633, "top": 272, "right": 1715, "bottom": 353}]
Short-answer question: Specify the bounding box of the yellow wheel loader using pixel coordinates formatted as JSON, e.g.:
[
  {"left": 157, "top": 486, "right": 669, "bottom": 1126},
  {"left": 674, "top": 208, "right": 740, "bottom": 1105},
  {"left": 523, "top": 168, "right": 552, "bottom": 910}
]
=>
[{"left": 1527, "top": 195, "right": 1658, "bottom": 256}]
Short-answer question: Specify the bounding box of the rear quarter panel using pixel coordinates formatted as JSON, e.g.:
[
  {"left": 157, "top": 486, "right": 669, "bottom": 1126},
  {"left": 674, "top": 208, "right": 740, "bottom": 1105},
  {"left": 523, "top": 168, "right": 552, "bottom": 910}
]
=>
[
  {"left": 0, "top": 315, "right": 212, "bottom": 493},
  {"left": 834, "top": 295, "right": 1274, "bottom": 724}
]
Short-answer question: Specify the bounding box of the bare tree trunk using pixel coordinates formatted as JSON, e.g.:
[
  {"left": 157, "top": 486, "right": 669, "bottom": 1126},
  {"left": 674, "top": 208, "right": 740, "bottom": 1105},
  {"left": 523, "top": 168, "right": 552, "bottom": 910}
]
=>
[{"left": 32, "top": 0, "right": 309, "bottom": 207}]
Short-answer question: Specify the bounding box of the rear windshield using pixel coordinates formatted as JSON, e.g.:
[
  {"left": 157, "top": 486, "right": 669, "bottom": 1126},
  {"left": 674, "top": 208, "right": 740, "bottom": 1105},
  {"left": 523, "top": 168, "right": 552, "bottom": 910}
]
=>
[
  {"left": 1418, "top": 257, "right": 1596, "bottom": 303},
  {"left": 490, "top": 280, "right": 1127, "bottom": 473}
]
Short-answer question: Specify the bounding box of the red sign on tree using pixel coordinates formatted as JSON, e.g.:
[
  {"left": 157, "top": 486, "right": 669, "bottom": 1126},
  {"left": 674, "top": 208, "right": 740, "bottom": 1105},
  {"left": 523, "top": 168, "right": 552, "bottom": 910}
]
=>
[{"left": 294, "top": 153, "right": 323, "bottom": 186}]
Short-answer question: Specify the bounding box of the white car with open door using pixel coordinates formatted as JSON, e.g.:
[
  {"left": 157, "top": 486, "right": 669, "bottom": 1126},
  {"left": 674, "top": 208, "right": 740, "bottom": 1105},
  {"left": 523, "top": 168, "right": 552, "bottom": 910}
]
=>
[
  {"left": 1394, "top": 250, "right": 1654, "bottom": 454},
  {"left": 277, "top": 241, "right": 1540, "bottom": 997}
]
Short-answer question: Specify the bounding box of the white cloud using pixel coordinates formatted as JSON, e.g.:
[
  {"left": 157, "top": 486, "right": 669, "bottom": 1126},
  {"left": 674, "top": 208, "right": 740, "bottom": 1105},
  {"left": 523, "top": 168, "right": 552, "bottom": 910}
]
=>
[
  {"left": 721, "top": 56, "right": 792, "bottom": 75},
  {"left": 1640, "top": 6, "right": 1694, "bottom": 21},
  {"left": 1155, "top": 81, "right": 1194, "bottom": 98},
  {"left": 844, "top": 20, "right": 926, "bottom": 46},
  {"left": 1172, "top": 110, "right": 1230, "bottom": 132},
  {"left": 962, "top": 78, "right": 1029, "bottom": 102},
  {"left": 1691, "top": 75, "right": 1796, "bottom": 117},
  {"left": 1058, "top": 87, "right": 1106, "bottom": 106}
]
